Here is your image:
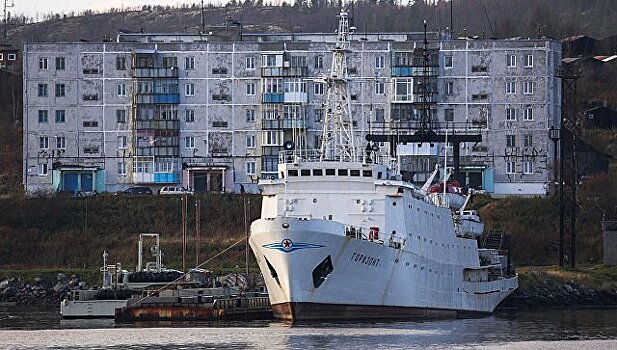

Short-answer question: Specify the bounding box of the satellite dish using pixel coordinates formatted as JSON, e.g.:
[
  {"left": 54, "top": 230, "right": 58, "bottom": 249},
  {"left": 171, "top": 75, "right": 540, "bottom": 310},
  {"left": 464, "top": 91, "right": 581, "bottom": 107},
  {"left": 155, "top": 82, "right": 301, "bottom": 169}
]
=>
[{"left": 283, "top": 141, "right": 295, "bottom": 151}]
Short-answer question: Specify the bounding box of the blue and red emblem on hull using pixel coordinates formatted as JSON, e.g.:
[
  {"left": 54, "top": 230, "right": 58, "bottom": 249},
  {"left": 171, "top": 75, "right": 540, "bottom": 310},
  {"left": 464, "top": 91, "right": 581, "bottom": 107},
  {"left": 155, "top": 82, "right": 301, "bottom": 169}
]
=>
[{"left": 262, "top": 239, "right": 324, "bottom": 253}]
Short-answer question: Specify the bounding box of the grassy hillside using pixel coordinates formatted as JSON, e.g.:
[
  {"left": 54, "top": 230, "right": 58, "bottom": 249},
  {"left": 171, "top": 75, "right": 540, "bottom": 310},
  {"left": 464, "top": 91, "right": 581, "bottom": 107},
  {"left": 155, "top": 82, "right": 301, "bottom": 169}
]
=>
[{"left": 0, "top": 194, "right": 260, "bottom": 271}]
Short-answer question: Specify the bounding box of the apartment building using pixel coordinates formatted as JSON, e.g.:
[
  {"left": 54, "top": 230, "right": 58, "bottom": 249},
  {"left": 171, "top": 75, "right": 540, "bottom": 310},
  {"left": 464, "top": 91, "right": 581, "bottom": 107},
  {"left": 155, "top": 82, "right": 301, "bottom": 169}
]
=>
[{"left": 22, "top": 29, "right": 561, "bottom": 196}]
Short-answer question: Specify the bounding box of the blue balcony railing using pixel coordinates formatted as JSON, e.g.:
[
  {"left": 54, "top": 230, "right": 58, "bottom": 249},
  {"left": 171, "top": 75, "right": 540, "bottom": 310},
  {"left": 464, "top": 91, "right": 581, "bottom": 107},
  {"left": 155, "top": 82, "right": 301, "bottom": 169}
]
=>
[
  {"left": 262, "top": 93, "right": 284, "bottom": 104},
  {"left": 135, "top": 93, "right": 180, "bottom": 104}
]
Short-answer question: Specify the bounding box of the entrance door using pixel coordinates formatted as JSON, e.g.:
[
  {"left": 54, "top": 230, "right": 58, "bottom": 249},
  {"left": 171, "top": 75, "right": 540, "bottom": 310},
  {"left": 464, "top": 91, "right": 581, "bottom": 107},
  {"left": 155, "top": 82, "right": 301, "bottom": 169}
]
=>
[
  {"left": 63, "top": 173, "right": 78, "bottom": 192},
  {"left": 208, "top": 172, "right": 223, "bottom": 192},
  {"left": 193, "top": 173, "right": 207, "bottom": 193},
  {"left": 466, "top": 172, "right": 483, "bottom": 190},
  {"left": 80, "top": 173, "right": 94, "bottom": 192}
]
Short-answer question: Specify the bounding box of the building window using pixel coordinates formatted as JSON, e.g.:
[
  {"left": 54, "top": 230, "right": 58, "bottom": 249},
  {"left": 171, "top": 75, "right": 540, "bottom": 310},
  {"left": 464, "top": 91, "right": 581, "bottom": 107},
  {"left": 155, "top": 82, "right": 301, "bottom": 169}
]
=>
[
  {"left": 524, "top": 134, "right": 533, "bottom": 147},
  {"left": 375, "top": 55, "right": 385, "bottom": 69},
  {"left": 55, "top": 110, "right": 65, "bottom": 123},
  {"left": 314, "top": 82, "right": 325, "bottom": 95},
  {"left": 314, "top": 55, "right": 323, "bottom": 69},
  {"left": 116, "top": 56, "right": 126, "bottom": 70},
  {"left": 506, "top": 54, "right": 516, "bottom": 68},
  {"left": 246, "top": 56, "right": 255, "bottom": 70},
  {"left": 444, "top": 56, "right": 453, "bottom": 69},
  {"left": 314, "top": 108, "right": 324, "bottom": 122},
  {"left": 246, "top": 161, "right": 256, "bottom": 176},
  {"left": 263, "top": 131, "right": 281, "bottom": 146},
  {"left": 506, "top": 161, "right": 516, "bottom": 174},
  {"left": 55, "top": 57, "right": 65, "bottom": 70},
  {"left": 394, "top": 78, "right": 413, "bottom": 102},
  {"left": 83, "top": 121, "right": 99, "bottom": 127},
  {"left": 505, "top": 81, "right": 516, "bottom": 94},
  {"left": 523, "top": 161, "right": 533, "bottom": 174},
  {"left": 185, "top": 57, "right": 195, "bottom": 70},
  {"left": 56, "top": 136, "right": 66, "bottom": 149},
  {"left": 524, "top": 107, "right": 533, "bottom": 121},
  {"left": 162, "top": 56, "right": 177, "bottom": 68},
  {"left": 445, "top": 81, "right": 453, "bottom": 95},
  {"left": 246, "top": 134, "right": 256, "bottom": 149},
  {"left": 523, "top": 81, "right": 534, "bottom": 95},
  {"left": 7, "top": 54, "right": 16, "bottom": 60},
  {"left": 246, "top": 82, "right": 256, "bottom": 95},
  {"left": 118, "top": 162, "right": 127, "bottom": 176},
  {"left": 185, "top": 83, "right": 195, "bottom": 96},
  {"left": 185, "top": 109, "right": 195, "bottom": 122},
  {"left": 55, "top": 83, "right": 65, "bottom": 97},
  {"left": 246, "top": 109, "right": 255, "bottom": 122},
  {"left": 375, "top": 108, "right": 385, "bottom": 122},
  {"left": 211, "top": 67, "right": 228, "bottom": 74},
  {"left": 38, "top": 163, "right": 48, "bottom": 176},
  {"left": 185, "top": 136, "right": 195, "bottom": 148},
  {"left": 118, "top": 136, "right": 127, "bottom": 149},
  {"left": 116, "top": 110, "right": 126, "bottom": 123},
  {"left": 444, "top": 108, "right": 454, "bottom": 121},
  {"left": 506, "top": 135, "right": 516, "bottom": 148},
  {"left": 38, "top": 110, "right": 48, "bottom": 123},
  {"left": 39, "top": 136, "right": 49, "bottom": 149},
  {"left": 505, "top": 107, "right": 516, "bottom": 121},
  {"left": 39, "top": 58, "right": 48, "bottom": 70},
  {"left": 374, "top": 82, "right": 385, "bottom": 95},
  {"left": 525, "top": 54, "right": 533, "bottom": 67},
  {"left": 117, "top": 84, "right": 126, "bottom": 96}
]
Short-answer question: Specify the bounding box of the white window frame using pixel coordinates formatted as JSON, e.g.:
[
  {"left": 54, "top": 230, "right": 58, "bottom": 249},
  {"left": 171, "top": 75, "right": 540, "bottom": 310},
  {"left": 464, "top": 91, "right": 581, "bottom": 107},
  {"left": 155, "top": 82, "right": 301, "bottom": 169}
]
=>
[
  {"left": 263, "top": 131, "right": 282, "bottom": 146},
  {"left": 314, "top": 82, "right": 325, "bottom": 95},
  {"left": 118, "top": 136, "right": 127, "bottom": 150},
  {"left": 506, "top": 161, "right": 516, "bottom": 174},
  {"left": 38, "top": 163, "right": 48, "bottom": 176},
  {"left": 7, "top": 53, "right": 16, "bottom": 60},
  {"left": 245, "top": 56, "right": 255, "bottom": 70},
  {"left": 505, "top": 81, "right": 516, "bottom": 94},
  {"left": 246, "top": 160, "right": 256, "bottom": 176},
  {"left": 523, "top": 161, "right": 533, "bottom": 174},
  {"left": 506, "top": 54, "right": 516, "bottom": 68},
  {"left": 0, "top": 53, "right": 3, "bottom": 60},
  {"left": 523, "top": 81, "right": 534, "bottom": 95},
  {"left": 246, "top": 134, "right": 256, "bottom": 149},
  {"left": 39, "top": 136, "right": 49, "bottom": 149},
  {"left": 185, "top": 136, "right": 195, "bottom": 148},
  {"left": 375, "top": 82, "right": 385, "bottom": 95},
  {"left": 117, "top": 84, "right": 126, "bottom": 96},
  {"left": 505, "top": 107, "right": 516, "bottom": 121},
  {"left": 524, "top": 107, "right": 533, "bottom": 121},
  {"left": 118, "top": 162, "right": 127, "bottom": 176},
  {"left": 445, "top": 81, "right": 453, "bottom": 95},
  {"left": 246, "top": 82, "right": 256, "bottom": 96},
  {"left": 246, "top": 109, "right": 255, "bottom": 122},
  {"left": 314, "top": 55, "right": 323, "bottom": 69},
  {"left": 525, "top": 54, "right": 533, "bottom": 67},
  {"left": 444, "top": 56, "right": 453, "bottom": 69},
  {"left": 39, "top": 57, "right": 48, "bottom": 70},
  {"left": 375, "top": 55, "right": 385, "bottom": 69},
  {"left": 185, "top": 83, "right": 195, "bottom": 96},
  {"left": 185, "top": 57, "right": 195, "bottom": 70},
  {"left": 185, "top": 109, "right": 195, "bottom": 122},
  {"left": 394, "top": 78, "right": 413, "bottom": 102},
  {"left": 56, "top": 136, "right": 66, "bottom": 150}
]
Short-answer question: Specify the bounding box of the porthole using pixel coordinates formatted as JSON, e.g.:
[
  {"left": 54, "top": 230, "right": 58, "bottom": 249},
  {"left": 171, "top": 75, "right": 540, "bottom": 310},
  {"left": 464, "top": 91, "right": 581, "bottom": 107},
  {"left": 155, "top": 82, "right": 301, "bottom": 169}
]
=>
[
  {"left": 393, "top": 202, "right": 397, "bottom": 206},
  {"left": 313, "top": 198, "right": 317, "bottom": 203},
  {"left": 356, "top": 199, "right": 361, "bottom": 204}
]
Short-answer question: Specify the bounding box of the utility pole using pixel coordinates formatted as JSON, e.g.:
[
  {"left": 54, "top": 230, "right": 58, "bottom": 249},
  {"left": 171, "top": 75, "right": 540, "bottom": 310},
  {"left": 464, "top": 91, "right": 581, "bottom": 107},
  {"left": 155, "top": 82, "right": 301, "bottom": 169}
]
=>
[
  {"left": 195, "top": 199, "right": 200, "bottom": 267},
  {"left": 200, "top": 0, "right": 205, "bottom": 34},
  {"left": 3, "top": 0, "right": 14, "bottom": 43}
]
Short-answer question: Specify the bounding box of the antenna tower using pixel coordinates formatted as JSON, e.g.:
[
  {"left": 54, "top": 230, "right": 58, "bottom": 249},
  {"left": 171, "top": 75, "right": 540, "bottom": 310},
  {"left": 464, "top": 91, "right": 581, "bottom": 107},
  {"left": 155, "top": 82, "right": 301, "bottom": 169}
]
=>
[
  {"left": 319, "top": 9, "right": 356, "bottom": 161},
  {"left": 3, "top": 0, "right": 14, "bottom": 42}
]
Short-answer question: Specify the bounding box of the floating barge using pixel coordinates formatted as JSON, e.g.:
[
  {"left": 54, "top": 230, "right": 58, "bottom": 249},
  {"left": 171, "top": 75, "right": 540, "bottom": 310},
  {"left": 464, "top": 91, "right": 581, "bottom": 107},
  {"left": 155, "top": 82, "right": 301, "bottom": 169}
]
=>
[{"left": 115, "top": 289, "right": 271, "bottom": 322}]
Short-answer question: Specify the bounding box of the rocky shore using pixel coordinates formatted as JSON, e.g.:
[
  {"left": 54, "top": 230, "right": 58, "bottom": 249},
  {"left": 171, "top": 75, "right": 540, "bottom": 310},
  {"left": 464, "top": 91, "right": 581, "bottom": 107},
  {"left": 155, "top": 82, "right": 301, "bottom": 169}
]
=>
[
  {"left": 0, "top": 273, "right": 89, "bottom": 305},
  {"left": 501, "top": 280, "right": 617, "bottom": 309}
]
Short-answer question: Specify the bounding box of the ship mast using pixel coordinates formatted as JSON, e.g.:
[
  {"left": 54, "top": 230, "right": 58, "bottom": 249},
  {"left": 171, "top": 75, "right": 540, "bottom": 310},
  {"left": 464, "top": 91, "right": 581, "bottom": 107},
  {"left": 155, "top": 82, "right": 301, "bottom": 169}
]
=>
[{"left": 319, "top": 9, "right": 356, "bottom": 162}]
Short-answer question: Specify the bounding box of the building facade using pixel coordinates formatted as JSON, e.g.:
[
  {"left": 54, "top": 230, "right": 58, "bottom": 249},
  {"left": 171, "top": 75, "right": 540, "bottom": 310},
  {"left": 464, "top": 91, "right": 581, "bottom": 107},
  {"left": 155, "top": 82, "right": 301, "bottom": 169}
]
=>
[{"left": 22, "top": 31, "right": 561, "bottom": 196}]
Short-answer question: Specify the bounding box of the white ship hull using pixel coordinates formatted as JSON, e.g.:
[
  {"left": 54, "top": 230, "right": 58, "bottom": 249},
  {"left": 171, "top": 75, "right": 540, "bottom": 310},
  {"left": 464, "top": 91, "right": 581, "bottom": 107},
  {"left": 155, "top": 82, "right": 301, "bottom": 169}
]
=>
[
  {"left": 60, "top": 299, "right": 127, "bottom": 318},
  {"left": 250, "top": 216, "right": 517, "bottom": 320}
]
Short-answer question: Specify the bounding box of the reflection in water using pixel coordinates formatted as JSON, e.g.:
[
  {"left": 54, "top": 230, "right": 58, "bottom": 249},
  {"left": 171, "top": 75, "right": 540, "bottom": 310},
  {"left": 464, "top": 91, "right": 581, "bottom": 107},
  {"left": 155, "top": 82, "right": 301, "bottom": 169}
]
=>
[{"left": 1, "top": 306, "right": 617, "bottom": 349}]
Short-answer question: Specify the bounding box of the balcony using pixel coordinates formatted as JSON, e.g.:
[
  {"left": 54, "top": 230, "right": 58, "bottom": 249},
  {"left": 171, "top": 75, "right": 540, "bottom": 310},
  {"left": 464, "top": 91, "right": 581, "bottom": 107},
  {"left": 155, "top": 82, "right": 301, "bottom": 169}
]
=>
[
  {"left": 261, "top": 66, "right": 308, "bottom": 77},
  {"left": 132, "top": 172, "right": 179, "bottom": 184},
  {"left": 136, "top": 120, "right": 180, "bottom": 130},
  {"left": 132, "top": 67, "right": 179, "bottom": 78},
  {"left": 262, "top": 119, "right": 306, "bottom": 130},
  {"left": 135, "top": 93, "right": 180, "bottom": 104},
  {"left": 262, "top": 93, "right": 284, "bottom": 104},
  {"left": 391, "top": 66, "right": 438, "bottom": 77},
  {"left": 136, "top": 146, "right": 180, "bottom": 157}
]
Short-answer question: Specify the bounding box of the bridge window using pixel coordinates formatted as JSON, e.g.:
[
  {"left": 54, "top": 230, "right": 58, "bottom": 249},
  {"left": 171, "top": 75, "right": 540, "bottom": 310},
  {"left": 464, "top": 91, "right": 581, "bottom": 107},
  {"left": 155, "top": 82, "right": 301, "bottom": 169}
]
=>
[
  {"left": 350, "top": 170, "right": 360, "bottom": 177},
  {"left": 313, "top": 169, "right": 323, "bottom": 176},
  {"left": 301, "top": 169, "right": 311, "bottom": 176},
  {"left": 288, "top": 169, "right": 298, "bottom": 176},
  {"left": 362, "top": 170, "right": 373, "bottom": 177},
  {"left": 325, "top": 169, "right": 335, "bottom": 176},
  {"left": 338, "top": 169, "right": 348, "bottom": 176}
]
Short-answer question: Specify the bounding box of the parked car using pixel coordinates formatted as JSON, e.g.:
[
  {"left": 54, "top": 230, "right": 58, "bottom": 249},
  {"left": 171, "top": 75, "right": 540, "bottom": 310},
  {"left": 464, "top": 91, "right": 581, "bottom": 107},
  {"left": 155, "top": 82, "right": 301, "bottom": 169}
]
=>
[
  {"left": 158, "top": 186, "right": 194, "bottom": 195},
  {"left": 117, "top": 186, "right": 153, "bottom": 195}
]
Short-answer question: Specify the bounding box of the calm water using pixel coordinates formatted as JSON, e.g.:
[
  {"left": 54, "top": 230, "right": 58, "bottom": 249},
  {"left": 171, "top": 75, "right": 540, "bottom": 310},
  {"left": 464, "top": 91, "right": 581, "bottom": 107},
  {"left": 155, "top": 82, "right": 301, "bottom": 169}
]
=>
[{"left": 1, "top": 305, "right": 617, "bottom": 349}]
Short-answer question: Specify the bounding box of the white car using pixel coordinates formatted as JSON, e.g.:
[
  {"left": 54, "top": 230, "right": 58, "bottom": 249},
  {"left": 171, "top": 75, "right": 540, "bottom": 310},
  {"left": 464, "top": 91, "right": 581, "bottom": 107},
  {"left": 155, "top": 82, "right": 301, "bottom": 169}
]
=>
[{"left": 158, "top": 186, "right": 194, "bottom": 195}]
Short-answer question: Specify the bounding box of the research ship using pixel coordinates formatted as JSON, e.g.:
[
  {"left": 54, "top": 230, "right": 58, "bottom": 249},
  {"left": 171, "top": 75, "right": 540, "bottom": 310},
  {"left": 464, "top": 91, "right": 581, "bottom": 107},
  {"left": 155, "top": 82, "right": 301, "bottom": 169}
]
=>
[{"left": 249, "top": 9, "right": 518, "bottom": 320}]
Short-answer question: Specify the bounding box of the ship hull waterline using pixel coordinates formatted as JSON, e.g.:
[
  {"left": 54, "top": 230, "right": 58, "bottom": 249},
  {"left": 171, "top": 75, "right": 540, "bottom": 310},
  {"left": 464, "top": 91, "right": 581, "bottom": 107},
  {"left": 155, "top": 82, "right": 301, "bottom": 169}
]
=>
[{"left": 250, "top": 217, "right": 517, "bottom": 321}]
